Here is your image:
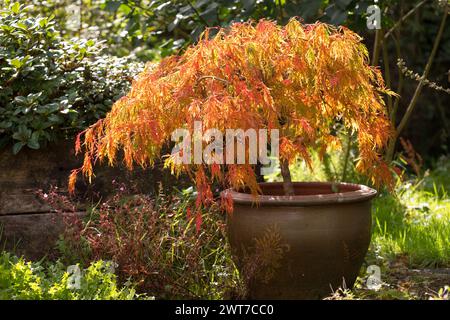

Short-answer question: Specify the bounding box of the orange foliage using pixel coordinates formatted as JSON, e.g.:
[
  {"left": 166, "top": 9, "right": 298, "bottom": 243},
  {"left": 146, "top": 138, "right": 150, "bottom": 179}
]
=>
[{"left": 70, "top": 19, "right": 394, "bottom": 210}]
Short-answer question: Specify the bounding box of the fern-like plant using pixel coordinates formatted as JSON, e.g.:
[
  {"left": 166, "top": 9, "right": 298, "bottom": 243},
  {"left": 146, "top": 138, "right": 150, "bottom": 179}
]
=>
[{"left": 70, "top": 19, "right": 394, "bottom": 215}]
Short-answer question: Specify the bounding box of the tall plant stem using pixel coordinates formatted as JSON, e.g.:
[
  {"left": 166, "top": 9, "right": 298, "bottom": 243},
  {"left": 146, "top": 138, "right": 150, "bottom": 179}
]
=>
[
  {"left": 341, "top": 132, "right": 352, "bottom": 182},
  {"left": 277, "top": 0, "right": 284, "bottom": 22},
  {"left": 280, "top": 159, "right": 294, "bottom": 196},
  {"left": 371, "top": 29, "right": 382, "bottom": 66},
  {"left": 386, "top": 6, "right": 448, "bottom": 162},
  {"left": 382, "top": 31, "right": 393, "bottom": 113},
  {"left": 390, "top": 31, "right": 404, "bottom": 124}
]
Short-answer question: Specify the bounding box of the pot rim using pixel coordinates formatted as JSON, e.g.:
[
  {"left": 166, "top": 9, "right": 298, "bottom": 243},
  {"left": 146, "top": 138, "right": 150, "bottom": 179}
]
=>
[{"left": 222, "top": 181, "right": 377, "bottom": 206}]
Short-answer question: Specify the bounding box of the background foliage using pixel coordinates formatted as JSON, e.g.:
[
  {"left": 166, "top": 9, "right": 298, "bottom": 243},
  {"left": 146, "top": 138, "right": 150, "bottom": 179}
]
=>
[
  {"left": 2, "top": 0, "right": 448, "bottom": 161},
  {"left": 0, "top": 2, "right": 142, "bottom": 153}
]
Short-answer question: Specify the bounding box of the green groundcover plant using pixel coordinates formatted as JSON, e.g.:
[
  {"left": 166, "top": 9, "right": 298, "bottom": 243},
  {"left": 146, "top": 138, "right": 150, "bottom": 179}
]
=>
[
  {"left": 0, "top": 251, "right": 140, "bottom": 300},
  {"left": 0, "top": 2, "right": 142, "bottom": 154}
]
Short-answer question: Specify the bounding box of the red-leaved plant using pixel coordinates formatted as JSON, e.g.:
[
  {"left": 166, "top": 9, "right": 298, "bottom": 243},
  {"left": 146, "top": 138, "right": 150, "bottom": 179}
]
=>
[{"left": 70, "top": 19, "right": 394, "bottom": 217}]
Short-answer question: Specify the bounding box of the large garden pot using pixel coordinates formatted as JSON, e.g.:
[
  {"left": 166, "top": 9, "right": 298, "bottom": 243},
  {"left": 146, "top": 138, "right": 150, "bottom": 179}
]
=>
[{"left": 223, "top": 181, "right": 377, "bottom": 299}]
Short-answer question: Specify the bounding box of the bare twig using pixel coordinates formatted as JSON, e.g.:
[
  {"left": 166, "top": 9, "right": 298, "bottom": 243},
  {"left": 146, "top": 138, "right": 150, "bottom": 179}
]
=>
[
  {"left": 382, "top": 32, "right": 393, "bottom": 113},
  {"left": 395, "top": 8, "right": 448, "bottom": 136},
  {"left": 384, "top": 0, "right": 429, "bottom": 40},
  {"left": 390, "top": 31, "right": 404, "bottom": 124},
  {"left": 386, "top": 3, "right": 448, "bottom": 161},
  {"left": 371, "top": 29, "right": 382, "bottom": 66}
]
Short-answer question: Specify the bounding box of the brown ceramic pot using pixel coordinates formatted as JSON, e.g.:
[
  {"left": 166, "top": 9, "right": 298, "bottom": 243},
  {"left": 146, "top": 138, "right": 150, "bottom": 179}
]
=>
[{"left": 223, "top": 182, "right": 377, "bottom": 299}]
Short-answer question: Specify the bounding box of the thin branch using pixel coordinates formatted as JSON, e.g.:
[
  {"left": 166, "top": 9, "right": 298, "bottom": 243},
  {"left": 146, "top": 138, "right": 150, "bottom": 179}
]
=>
[
  {"left": 341, "top": 132, "right": 352, "bottom": 182},
  {"left": 187, "top": 0, "right": 210, "bottom": 27},
  {"left": 371, "top": 29, "right": 382, "bottom": 66},
  {"left": 382, "top": 30, "right": 393, "bottom": 113},
  {"left": 390, "top": 31, "right": 404, "bottom": 124},
  {"left": 386, "top": 4, "right": 448, "bottom": 161},
  {"left": 196, "top": 75, "right": 229, "bottom": 85},
  {"left": 384, "top": 0, "right": 428, "bottom": 40},
  {"left": 277, "top": 0, "right": 284, "bottom": 23},
  {"left": 395, "top": 6, "right": 447, "bottom": 137}
]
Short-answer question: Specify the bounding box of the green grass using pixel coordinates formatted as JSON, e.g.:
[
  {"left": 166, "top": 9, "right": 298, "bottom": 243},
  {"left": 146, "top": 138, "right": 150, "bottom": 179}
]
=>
[
  {"left": 268, "top": 153, "right": 450, "bottom": 269},
  {"left": 371, "top": 181, "right": 450, "bottom": 268},
  {"left": 369, "top": 156, "right": 450, "bottom": 268}
]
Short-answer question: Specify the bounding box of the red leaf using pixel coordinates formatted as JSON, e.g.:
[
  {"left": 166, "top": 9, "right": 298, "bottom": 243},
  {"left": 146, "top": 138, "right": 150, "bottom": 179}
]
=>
[
  {"left": 195, "top": 211, "right": 202, "bottom": 233},
  {"left": 187, "top": 207, "right": 192, "bottom": 220}
]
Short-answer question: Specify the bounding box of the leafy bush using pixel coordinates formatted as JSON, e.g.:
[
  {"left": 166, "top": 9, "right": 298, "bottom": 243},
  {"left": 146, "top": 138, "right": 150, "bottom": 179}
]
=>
[
  {"left": 0, "top": 251, "right": 139, "bottom": 300},
  {"left": 13, "top": 0, "right": 164, "bottom": 60},
  {"left": 0, "top": 2, "right": 142, "bottom": 153}
]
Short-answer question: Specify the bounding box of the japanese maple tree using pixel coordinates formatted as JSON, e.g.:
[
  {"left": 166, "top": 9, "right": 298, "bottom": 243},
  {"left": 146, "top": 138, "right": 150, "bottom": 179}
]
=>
[{"left": 70, "top": 19, "right": 394, "bottom": 215}]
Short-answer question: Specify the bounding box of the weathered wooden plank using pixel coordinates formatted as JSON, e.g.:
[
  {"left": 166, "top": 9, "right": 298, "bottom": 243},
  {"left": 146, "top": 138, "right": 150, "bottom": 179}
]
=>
[
  {"left": 0, "top": 139, "right": 175, "bottom": 215},
  {"left": 0, "top": 212, "right": 86, "bottom": 260}
]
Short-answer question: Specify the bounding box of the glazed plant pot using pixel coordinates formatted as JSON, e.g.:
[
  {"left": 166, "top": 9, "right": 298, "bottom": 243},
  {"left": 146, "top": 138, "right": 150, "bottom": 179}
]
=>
[{"left": 223, "top": 182, "right": 377, "bottom": 299}]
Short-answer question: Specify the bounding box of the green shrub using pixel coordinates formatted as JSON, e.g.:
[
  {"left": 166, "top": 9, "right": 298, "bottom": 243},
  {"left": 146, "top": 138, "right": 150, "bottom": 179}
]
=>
[
  {"left": 0, "top": 2, "right": 142, "bottom": 153},
  {"left": 0, "top": 251, "right": 140, "bottom": 300}
]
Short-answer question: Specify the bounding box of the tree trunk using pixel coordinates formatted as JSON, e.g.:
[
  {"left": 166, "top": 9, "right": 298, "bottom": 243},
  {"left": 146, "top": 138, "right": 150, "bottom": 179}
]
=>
[
  {"left": 280, "top": 159, "right": 295, "bottom": 196},
  {"left": 255, "top": 161, "right": 265, "bottom": 183}
]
